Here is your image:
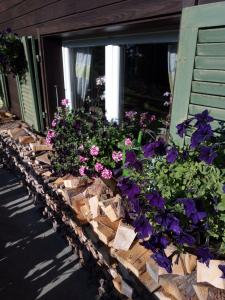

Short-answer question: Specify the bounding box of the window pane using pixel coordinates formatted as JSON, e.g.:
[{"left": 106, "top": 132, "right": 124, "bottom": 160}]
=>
[
  {"left": 74, "top": 46, "right": 105, "bottom": 111},
  {"left": 124, "top": 43, "right": 174, "bottom": 119}
]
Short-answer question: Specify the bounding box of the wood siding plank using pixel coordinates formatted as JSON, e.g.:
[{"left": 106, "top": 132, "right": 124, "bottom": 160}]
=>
[
  {"left": 0, "top": 0, "right": 59, "bottom": 25},
  {"left": 195, "top": 56, "right": 225, "bottom": 70},
  {"left": 0, "top": 0, "right": 126, "bottom": 29},
  {"left": 190, "top": 92, "right": 225, "bottom": 109},
  {"left": 197, "top": 43, "right": 225, "bottom": 56},
  {"left": 198, "top": 28, "right": 225, "bottom": 43},
  {"left": 19, "top": 0, "right": 182, "bottom": 35},
  {"left": 192, "top": 81, "right": 225, "bottom": 96},
  {"left": 0, "top": 0, "right": 24, "bottom": 14},
  {"left": 194, "top": 69, "right": 225, "bottom": 83}
]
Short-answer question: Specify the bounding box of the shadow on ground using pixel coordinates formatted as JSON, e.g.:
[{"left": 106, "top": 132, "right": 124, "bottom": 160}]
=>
[{"left": 0, "top": 167, "right": 98, "bottom": 300}]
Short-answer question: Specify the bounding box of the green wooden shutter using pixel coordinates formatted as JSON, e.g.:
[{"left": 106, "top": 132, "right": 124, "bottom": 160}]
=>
[
  {"left": 170, "top": 1, "right": 225, "bottom": 145},
  {"left": 0, "top": 73, "right": 9, "bottom": 109},
  {"left": 17, "top": 37, "right": 44, "bottom": 132}
]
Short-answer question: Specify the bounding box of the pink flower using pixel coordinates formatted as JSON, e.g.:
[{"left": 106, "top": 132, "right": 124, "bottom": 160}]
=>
[
  {"left": 51, "top": 119, "right": 57, "bottom": 128},
  {"left": 79, "top": 156, "right": 88, "bottom": 163},
  {"left": 79, "top": 166, "right": 88, "bottom": 176},
  {"left": 101, "top": 168, "right": 112, "bottom": 180},
  {"left": 125, "top": 138, "right": 132, "bottom": 147},
  {"left": 112, "top": 151, "right": 123, "bottom": 162},
  {"left": 78, "top": 144, "right": 84, "bottom": 151},
  {"left": 46, "top": 130, "right": 55, "bottom": 145},
  {"left": 95, "top": 162, "right": 104, "bottom": 173},
  {"left": 150, "top": 115, "right": 156, "bottom": 122},
  {"left": 90, "top": 145, "right": 99, "bottom": 156},
  {"left": 61, "top": 98, "right": 69, "bottom": 106},
  {"left": 125, "top": 111, "right": 137, "bottom": 119}
]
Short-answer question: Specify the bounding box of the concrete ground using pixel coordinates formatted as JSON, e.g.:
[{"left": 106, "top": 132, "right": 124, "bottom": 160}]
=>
[{"left": 0, "top": 167, "right": 98, "bottom": 300}]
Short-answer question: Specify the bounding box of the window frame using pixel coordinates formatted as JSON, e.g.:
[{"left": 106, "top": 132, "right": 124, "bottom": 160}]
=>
[{"left": 62, "top": 30, "right": 179, "bottom": 120}]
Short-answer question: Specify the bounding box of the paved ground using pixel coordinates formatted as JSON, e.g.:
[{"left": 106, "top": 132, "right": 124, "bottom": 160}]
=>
[{"left": 0, "top": 167, "right": 98, "bottom": 300}]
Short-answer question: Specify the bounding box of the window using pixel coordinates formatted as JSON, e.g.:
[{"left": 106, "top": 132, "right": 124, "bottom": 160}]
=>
[{"left": 62, "top": 32, "right": 177, "bottom": 122}]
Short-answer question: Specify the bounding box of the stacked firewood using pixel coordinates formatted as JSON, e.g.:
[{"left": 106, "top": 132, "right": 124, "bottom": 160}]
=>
[{"left": 0, "top": 111, "right": 224, "bottom": 300}]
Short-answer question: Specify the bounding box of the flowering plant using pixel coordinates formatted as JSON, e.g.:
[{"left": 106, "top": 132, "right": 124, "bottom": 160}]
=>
[
  {"left": 119, "top": 110, "right": 225, "bottom": 274},
  {"left": 0, "top": 28, "right": 27, "bottom": 81},
  {"left": 48, "top": 101, "right": 162, "bottom": 180}
]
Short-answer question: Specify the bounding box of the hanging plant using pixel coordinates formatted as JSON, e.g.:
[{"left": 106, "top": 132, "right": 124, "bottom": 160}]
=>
[{"left": 0, "top": 28, "right": 27, "bottom": 81}]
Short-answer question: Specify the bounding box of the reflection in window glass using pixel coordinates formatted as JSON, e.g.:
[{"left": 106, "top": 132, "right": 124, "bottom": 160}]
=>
[
  {"left": 124, "top": 44, "right": 173, "bottom": 119},
  {"left": 74, "top": 46, "right": 105, "bottom": 111}
]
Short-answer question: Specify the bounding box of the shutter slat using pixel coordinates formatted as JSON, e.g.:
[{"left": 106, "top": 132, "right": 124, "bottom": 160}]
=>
[
  {"left": 197, "top": 43, "right": 225, "bottom": 56},
  {"left": 192, "top": 81, "right": 225, "bottom": 96},
  {"left": 190, "top": 92, "right": 225, "bottom": 109},
  {"left": 195, "top": 56, "right": 225, "bottom": 70},
  {"left": 194, "top": 69, "right": 225, "bottom": 83},
  {"left": 189, "top": 104, "right": 225, "bottom": 121},
  {"left": 198, "top": 28, "right": 225, "bottom": 43}
]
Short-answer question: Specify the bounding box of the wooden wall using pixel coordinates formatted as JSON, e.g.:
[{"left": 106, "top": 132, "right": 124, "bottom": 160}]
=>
[
  {"left": 0, "top": 0, "right": 186, "bottom": 36},
  {"left": 0, "top": 0, "right": 223, "bottom": 122}
]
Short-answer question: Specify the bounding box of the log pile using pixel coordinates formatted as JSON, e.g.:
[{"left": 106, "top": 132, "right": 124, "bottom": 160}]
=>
[{"left": 0, "top": 112, "right": 225, "bottom": 300}]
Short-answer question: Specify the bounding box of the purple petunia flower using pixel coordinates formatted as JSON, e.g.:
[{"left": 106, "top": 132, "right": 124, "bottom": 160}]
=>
[
  {"left": 166, "top": 147, "right": 179, "bottom": 164},
  {"left": 194, "top": 110, "right": 213, "bottom": 129},
  {"left": 190, "top": 124, "right": 213, "bottom": 148},
  {"left": 125, "top": 151, "right": 142, "bottom": 171},
  {"left": 223, "top": 185, "right": 225, "bottom": 193},
  {"left": 155, "top": 213, "right": 181, "bottom": 235},
  {"left": 182, "top": 150, "right": 189, "bottom": 160},
  {"left": 176, "top": 232, "right": 196, "bottom": 246},
  {"left": 147, "top": 234, "right": 170, "bottom": 251},
  {"left": 177, "top": 198, "right": 207, "bottom": 224},
  {"left": 133, "top": 215, "right": 152, "bottom": 239},
  {"left": 196, "top": 247, "right": 213, "bottom": 266},
  {"left": 218, "top": 264, "right": 225, "bottom": 279},
  {"left": 152, "top": 251, "right": 172, "bottom": 273},
  {"left": 129, "top": 198, "right": 141, "bottom": 214},
  {"left": 117, "top": 178, "right": 140, "bottom": 200},
  {"left": 199, "top": 146, "right": 217, "bottom": 165},
  {"left": 146, "top": 191, "right": 165, "bottom": 209},
  {"left": 176, "top": 118, "right": 193, "bottom": 138},
  {"left": 142, "top": 138, "right": 166, "bottom": 158}
]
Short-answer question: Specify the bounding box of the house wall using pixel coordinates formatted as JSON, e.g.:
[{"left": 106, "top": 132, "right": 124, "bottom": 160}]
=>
[
  {"left": 0, "top": 0, "right": 184, "bottom": 36},
  {"left": 0, "top": 0, "right": 223, "bottom": 123}
]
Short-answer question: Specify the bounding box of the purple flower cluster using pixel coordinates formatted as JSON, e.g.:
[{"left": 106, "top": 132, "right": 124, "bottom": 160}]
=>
[
  {"left": 146, "top": 191, "right": 165, "bottom": 209},
  {"left": 125, "top": 151, "right": 142, "bottom": 171},
  {"left": 177, "top": 198, "right": 207, "bottom": 224},
  {"left": 142, "top": 138, "right": 166, "bottom": 158}
]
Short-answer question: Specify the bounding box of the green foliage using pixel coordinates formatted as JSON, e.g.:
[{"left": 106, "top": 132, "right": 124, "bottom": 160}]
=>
[{"left": 0, "top": 29, "right": 27, "bottom": 81}]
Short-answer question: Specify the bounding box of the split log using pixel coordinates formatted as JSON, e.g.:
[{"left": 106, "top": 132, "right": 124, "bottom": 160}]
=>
[
  {"left": 197, "top": 260, "right": 225, "bottom": 290},
  {"left": 99, "top": 194, "right": 123, "bottom": 222},
  {"left": 41, "top": 171, "right": 52, "bottom": 178},
  {"left": 18, "top": 135, "right": 35, "bottom": 144},
  {"left": 158, "top": 272, "right": 198, "bottom": 300},
  {"left": 30, "top": 143, "right": 53, "bottom": 152},
  {"left": 114, "top": 241, "right": 149, "bottom": 277},
  {"left": 90, "top": 216, "right": 119, "bottom": 245},
  {"left": 85, "top": 177, "right": 114, "bottom": 199},
  {"left": 112, "top": 221, "right": 136, "bottom": 251},
  {"left": 88, "top": 196, "right": 100, "bottom": 219},
  {"left": 53, "top": 175, "right": 71, "bottom": 188},
  {"left": 139, "top": 271, "right": 160, "bottom": 293},
  {"left": 8, "top": 128, "right": 26, "bottom": 140},
  {"left": 64, "top": 176, "right": 92, "bottom": 189},
  {"left": 35, "top": 153, "right": 51, "bottom": 165},
  {"left": 113, "top": 276, "right": 133, "bottom": 299}
]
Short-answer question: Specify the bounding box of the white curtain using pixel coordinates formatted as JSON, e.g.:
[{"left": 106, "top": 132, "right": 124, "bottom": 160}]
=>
[
  {"left": 168, "top": 44, "right": 177, "bottom": 94},
  {"left": 75, "top": 48, "right": 92, "bottom": 105}
]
